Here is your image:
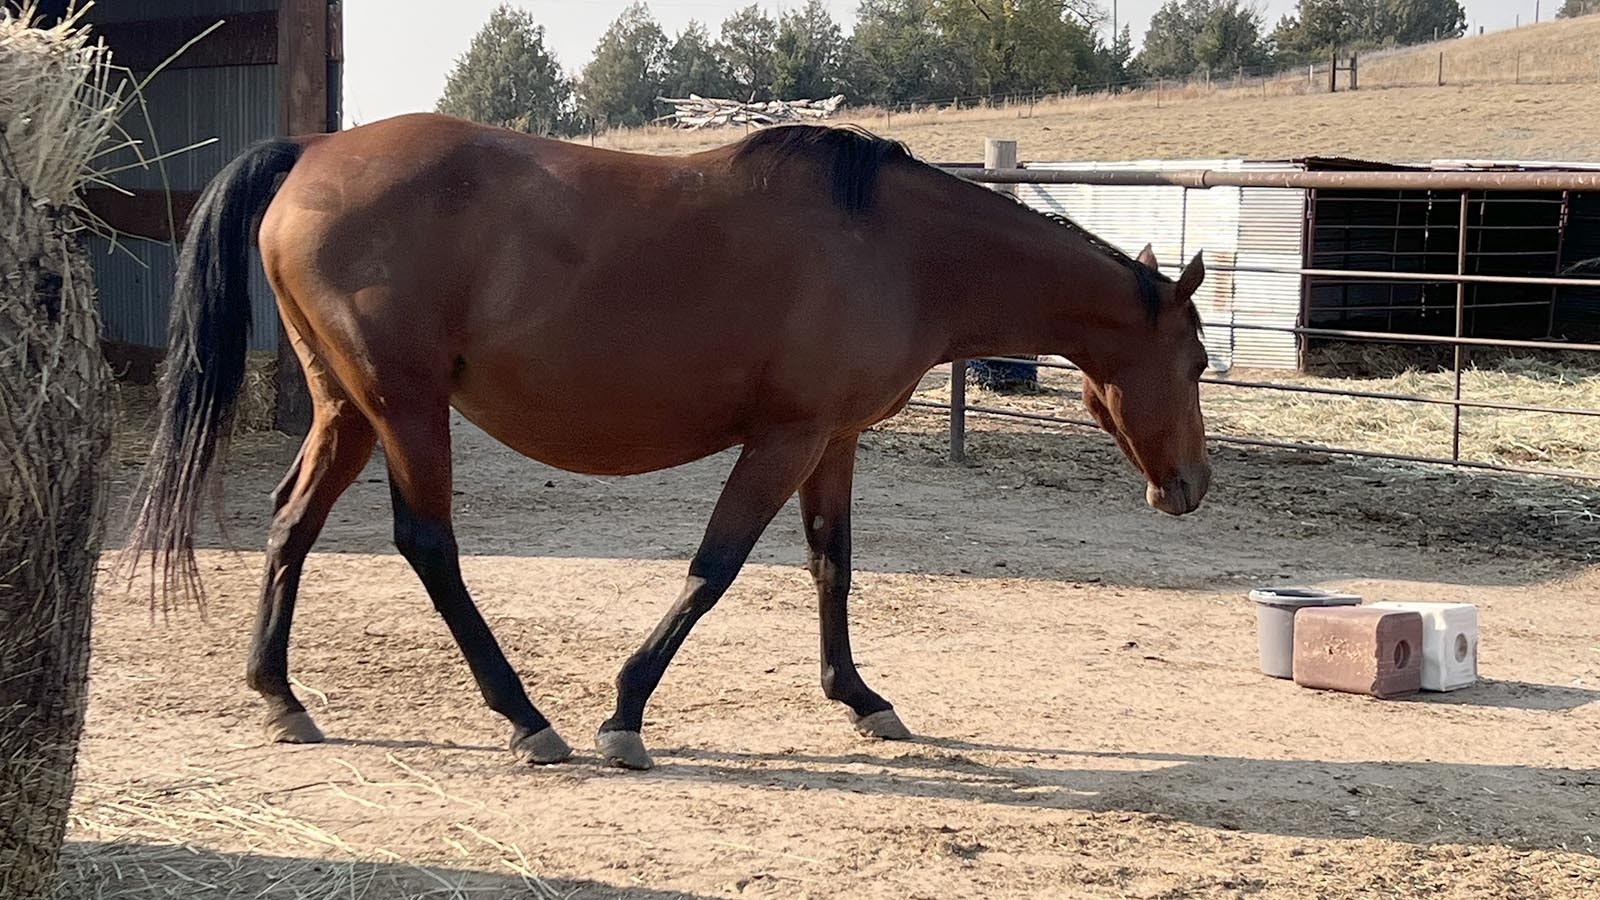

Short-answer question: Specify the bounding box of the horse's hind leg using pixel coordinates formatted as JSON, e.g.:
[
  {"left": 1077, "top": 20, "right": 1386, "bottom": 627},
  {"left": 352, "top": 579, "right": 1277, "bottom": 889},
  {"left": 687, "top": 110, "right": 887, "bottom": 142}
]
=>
[
  {"left": 249, "top": 397, "right": 376, "bottom": 743},
  {"left": 377, "top": 401, "right": 571, "bottom": 765},
  {"left": 800, "top": 435, "right": 909, "bottom": 741}
]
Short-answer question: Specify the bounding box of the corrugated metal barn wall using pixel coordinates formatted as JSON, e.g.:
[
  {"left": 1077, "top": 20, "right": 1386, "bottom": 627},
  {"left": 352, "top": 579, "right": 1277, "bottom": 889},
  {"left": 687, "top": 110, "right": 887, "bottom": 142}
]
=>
[
  {"left": 1017, "top": 160, "right": 1305, "bottom": 370},
  {"left": 89, "top": 0, "right": 282, "bottom": 352}
]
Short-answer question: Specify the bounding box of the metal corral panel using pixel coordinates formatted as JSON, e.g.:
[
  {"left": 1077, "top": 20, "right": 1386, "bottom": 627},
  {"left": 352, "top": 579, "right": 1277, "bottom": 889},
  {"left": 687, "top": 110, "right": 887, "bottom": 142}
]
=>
[
  {"left": 1557, "top": 191, "right": 1600, "bottom": 340},
  {"left": 88, "top": 2, "right": 282, "bottom": 352},
  {"left": 1018, "top": 159, "right": 1305, "bottom": 370}
]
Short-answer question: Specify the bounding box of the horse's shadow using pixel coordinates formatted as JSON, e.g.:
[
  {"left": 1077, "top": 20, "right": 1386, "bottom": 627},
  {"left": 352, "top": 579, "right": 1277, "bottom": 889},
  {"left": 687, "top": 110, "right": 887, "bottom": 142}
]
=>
[
  {"left": 1410, "top": 677, "right": 1600, "bottom": 711},
  {"left": 628, "top": 736, "right": 1599, "bottom": 856}
]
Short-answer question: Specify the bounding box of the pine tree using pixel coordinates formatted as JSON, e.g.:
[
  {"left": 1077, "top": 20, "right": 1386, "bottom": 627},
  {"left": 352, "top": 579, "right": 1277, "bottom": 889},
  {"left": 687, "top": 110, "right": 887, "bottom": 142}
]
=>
[
  {"left": 717, "top": 5, "right": 779, "bottom": 101},
  {"left": 437, "top": 5, "right": 573, "bottom": 135},
  {"left": 579, "top": 3, "right": 670, "bottom": 127}
]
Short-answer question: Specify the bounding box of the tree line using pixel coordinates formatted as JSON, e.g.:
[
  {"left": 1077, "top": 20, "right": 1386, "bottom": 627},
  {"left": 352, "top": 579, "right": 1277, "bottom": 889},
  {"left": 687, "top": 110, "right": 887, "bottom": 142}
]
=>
[{"left": 437, "top": 1, "right": 1478, "bottom": 134}]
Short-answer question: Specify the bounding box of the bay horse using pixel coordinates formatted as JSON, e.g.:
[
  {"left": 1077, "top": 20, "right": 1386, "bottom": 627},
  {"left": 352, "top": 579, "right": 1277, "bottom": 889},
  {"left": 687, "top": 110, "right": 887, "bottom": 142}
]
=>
[{"left": 128, "top": 114, "right": 1211, "bottom": 770}]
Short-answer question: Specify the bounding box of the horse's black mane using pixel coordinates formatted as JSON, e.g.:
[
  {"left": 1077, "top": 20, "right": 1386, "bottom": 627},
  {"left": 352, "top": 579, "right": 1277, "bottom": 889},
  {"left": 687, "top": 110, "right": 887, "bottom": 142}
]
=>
[
  {"left": 1030, "top": 203, "right": 1171, "bottom": 322},
  {"left": 733, "top": 123, "right": 1172, "bottom": 322},
  {"left": 731, "top": 124, "right": 912, "bottom": 213},
  {"left": 1568, "top": 257, "right": 1600, "bottom": 275}
]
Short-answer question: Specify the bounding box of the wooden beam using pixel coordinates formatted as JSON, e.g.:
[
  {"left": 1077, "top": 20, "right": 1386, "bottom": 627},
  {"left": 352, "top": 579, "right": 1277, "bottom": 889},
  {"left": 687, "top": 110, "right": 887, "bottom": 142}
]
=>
[
  {"left": 279, "top": 0, "right": 329, "bottom": 137},
  {"left": 82, "top": 188, "right": 200, "bottom": 243},
  {"left": 273, "top": 0, "right": 333, "bottom": 434},
  {"left": 95, "top": 11, "right": 278, "bottom": 72}
]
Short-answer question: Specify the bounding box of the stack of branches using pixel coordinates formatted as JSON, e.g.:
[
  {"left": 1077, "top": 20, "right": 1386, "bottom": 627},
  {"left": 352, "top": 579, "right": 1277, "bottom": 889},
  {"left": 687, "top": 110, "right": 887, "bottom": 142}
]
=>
[
  {"left": 655, "top": 94, "right": 846, "bottom": 130},
  {"left": 0, "top": 4, "right": 121, "bottom": 898}
]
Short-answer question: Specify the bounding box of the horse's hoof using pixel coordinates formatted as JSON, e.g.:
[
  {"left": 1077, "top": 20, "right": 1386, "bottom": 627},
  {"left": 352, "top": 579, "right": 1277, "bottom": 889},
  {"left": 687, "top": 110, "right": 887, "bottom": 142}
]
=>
[
  {"left": 596, "top": 730, "right": 654, "bottom": 770},
  {"left": 852, "top": 709, "right": 912, "bottom": 741},
  {"left": 266, "top": 710, "right": 325, "bottom": 744},
  {"left": 512, "top": 726, "right": 573, "bottom": 765}
]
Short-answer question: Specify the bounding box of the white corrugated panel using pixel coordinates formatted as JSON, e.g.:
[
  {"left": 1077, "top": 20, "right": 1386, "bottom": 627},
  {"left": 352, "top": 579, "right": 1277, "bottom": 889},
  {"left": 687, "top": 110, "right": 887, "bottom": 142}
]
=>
[
  {"left": 1232, "top": 164, "right": 1306, "bottom": 371},
  {"left": 1180, "top": 178, "right": 1242, "bottom": 370},
  {"left": 1017, "top": 159, "right": 1306, "bottom": 370}
]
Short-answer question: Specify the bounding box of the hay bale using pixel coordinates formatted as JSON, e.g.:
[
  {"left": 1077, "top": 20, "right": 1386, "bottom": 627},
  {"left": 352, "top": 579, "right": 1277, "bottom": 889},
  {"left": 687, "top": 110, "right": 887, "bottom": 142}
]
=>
[{"left": 0, "top": 6, "right": 122, "bottom": 898}]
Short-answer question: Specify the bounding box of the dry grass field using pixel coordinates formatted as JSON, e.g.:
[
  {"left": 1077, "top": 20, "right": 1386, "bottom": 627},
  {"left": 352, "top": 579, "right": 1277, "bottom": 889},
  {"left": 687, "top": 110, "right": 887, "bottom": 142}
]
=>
[
  {"left": 594, "top": 81, "right": 1600, "bottom": 164},
  {"left": 589, "top": 16, "right": 1600, "bottom": 165}
]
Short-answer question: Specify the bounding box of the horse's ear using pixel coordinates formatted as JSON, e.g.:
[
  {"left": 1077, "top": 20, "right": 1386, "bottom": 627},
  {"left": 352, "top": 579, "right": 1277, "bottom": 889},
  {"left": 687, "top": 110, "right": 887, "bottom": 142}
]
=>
[
  {"left": 1175, "top": 251, "right": 1205, "bottom": 300},
  {"left": 1136, "top": 243, "right": 1159, "bottom": 270}
]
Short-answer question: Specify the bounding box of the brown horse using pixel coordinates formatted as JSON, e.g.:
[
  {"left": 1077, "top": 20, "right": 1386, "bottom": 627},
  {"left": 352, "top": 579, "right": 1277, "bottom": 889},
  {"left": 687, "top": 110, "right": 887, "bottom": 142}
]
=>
[{"left": 129, "top": 114, "right": 1210, "bottom": 770}]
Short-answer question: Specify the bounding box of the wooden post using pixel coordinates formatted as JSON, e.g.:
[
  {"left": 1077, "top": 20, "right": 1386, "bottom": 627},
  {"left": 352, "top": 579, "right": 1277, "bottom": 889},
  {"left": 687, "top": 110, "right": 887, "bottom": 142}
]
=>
[
  {"left": 1330, "top": 49, "right": 1339, "bottom": 93},
  {"left": 273, "top": 0, "right": 334, "bottom": 435},
  {"left": 984, "top": 137, "right": 1017, "bottom": 197},
  {"left": 1438, "top": 51, "right": 1445, "bottom": 86},
  {"left": 1350, "top": 52, "right": 1358, "bottom": 91}
]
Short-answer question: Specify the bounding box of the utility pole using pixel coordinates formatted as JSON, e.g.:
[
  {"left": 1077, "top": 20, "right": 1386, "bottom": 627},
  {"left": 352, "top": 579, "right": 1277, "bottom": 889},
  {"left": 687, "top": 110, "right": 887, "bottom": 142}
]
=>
[{"left": 1111, "top": 1, "right": 1117, "bottom": 43}]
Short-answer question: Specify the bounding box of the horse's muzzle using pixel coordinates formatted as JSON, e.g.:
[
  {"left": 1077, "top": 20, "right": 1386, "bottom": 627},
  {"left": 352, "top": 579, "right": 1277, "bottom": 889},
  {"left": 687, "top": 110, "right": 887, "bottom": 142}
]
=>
[{"left": 1146, "top": 465, "right": 1210, "bottom": 516}]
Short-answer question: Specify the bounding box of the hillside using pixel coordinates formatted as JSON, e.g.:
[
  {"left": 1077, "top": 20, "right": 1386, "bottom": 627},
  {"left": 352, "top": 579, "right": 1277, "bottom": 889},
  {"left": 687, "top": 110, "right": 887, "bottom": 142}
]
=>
[{"left": 588, "top": 15, "right": 1600, "bottom": 165}]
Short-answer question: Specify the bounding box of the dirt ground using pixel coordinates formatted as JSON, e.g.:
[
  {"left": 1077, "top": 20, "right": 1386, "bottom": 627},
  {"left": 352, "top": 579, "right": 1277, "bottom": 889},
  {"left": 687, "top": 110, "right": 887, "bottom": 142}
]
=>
[{"left": 63, "top": 399, "right": 1600, "bottom": 900}]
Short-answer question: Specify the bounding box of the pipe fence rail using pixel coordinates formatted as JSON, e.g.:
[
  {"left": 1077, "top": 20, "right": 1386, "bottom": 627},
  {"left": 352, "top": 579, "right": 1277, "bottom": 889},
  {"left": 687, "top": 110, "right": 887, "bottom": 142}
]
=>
[{"left": 928, "top": 164, "right": 1600, "bottom": 482}]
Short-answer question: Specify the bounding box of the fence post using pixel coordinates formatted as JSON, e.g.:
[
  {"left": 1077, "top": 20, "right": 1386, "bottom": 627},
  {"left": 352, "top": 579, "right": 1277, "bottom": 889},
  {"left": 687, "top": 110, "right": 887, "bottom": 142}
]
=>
[
  {"left": 1330, "top": 49, "right": 1338, "bottom": 92},
  {"left": 985, "top": 137, "right": 1017, "bottom": 196},
  {"left": 1438, "top": 51, "right": 1445, "bottom": 86},
  {"left": 1350, "top": 52, "right": 1358, "bottom": 90},
  {"left": 963, "top": 138, "right": 1036, "bottom": 406},
  {"left": 1452, "top": 190, "right": 1470, "bottom": 461}
]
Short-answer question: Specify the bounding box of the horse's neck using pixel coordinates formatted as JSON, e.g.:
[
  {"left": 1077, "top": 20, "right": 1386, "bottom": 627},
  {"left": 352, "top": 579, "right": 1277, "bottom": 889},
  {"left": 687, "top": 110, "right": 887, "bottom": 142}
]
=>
[{"left": 903, "top": 178, "right": 1139, "bottom": 365}]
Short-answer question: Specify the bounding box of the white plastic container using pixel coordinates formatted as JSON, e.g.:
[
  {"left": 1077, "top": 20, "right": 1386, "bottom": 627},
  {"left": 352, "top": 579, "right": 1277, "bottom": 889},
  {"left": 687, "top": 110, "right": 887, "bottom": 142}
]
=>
[
  {"left": 1249, "top": 588, "right": 1362, "bottom": 679},
  {"left": 1369, "top": 601, "right": 1479, "bottom": 691}
]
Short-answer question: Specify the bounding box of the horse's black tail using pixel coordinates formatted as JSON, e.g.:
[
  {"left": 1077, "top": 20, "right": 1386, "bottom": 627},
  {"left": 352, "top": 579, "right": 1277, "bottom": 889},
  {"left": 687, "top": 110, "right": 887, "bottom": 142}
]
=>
[
  {"left": 124, "top": 138, "right": 303, "bottom": 608},
  {"left": 1566, "top": 257, "right": 1600, "bottom": 275}
]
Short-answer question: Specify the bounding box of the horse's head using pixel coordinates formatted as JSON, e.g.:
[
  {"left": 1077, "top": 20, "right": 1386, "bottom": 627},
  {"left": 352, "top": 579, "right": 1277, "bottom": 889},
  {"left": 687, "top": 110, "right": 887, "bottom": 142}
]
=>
[{"left": 1078, "top": 246, "right": 1211, "bottom": 516}]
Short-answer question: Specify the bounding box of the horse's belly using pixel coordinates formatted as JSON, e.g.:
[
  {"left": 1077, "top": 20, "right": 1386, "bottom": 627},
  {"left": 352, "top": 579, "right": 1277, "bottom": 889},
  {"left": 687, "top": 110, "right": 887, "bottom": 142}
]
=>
[{"left": 449, "top": 386, "right": 743, "bottom": 477}]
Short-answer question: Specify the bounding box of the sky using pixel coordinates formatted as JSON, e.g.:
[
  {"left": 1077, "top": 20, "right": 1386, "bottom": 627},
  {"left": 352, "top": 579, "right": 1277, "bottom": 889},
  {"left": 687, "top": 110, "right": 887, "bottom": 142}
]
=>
[{"left": 342, "top": 0, "right": 1551, "bottom": 127}]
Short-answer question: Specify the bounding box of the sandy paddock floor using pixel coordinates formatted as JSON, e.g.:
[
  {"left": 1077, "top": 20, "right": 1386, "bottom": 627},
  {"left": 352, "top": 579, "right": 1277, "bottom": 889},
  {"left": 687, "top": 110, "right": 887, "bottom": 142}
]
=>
[{"left": 65, "top": 402, "right": 1599, "bottom": 899}]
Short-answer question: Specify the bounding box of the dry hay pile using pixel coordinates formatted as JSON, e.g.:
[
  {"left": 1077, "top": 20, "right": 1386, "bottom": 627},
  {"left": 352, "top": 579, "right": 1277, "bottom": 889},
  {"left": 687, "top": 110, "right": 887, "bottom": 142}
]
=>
[
  {"left": 923, "top": 352, "right": 1600, "bottom": 474},
  {"left": 1201, "top": 358, "right": 1600, "bottom": 473},
  {"left": 0, "top": 5, "right": 119, "bottom": 898}
]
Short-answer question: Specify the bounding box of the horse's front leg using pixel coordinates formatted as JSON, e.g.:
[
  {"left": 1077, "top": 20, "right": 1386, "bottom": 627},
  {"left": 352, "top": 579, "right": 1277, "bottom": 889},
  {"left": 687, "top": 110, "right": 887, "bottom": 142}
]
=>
[
  {"left": 597, "top": 429, "right": 831, "bottom": 770},
  {"left": 800, "top": 435, "right": 909, "bottom": 740}
]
